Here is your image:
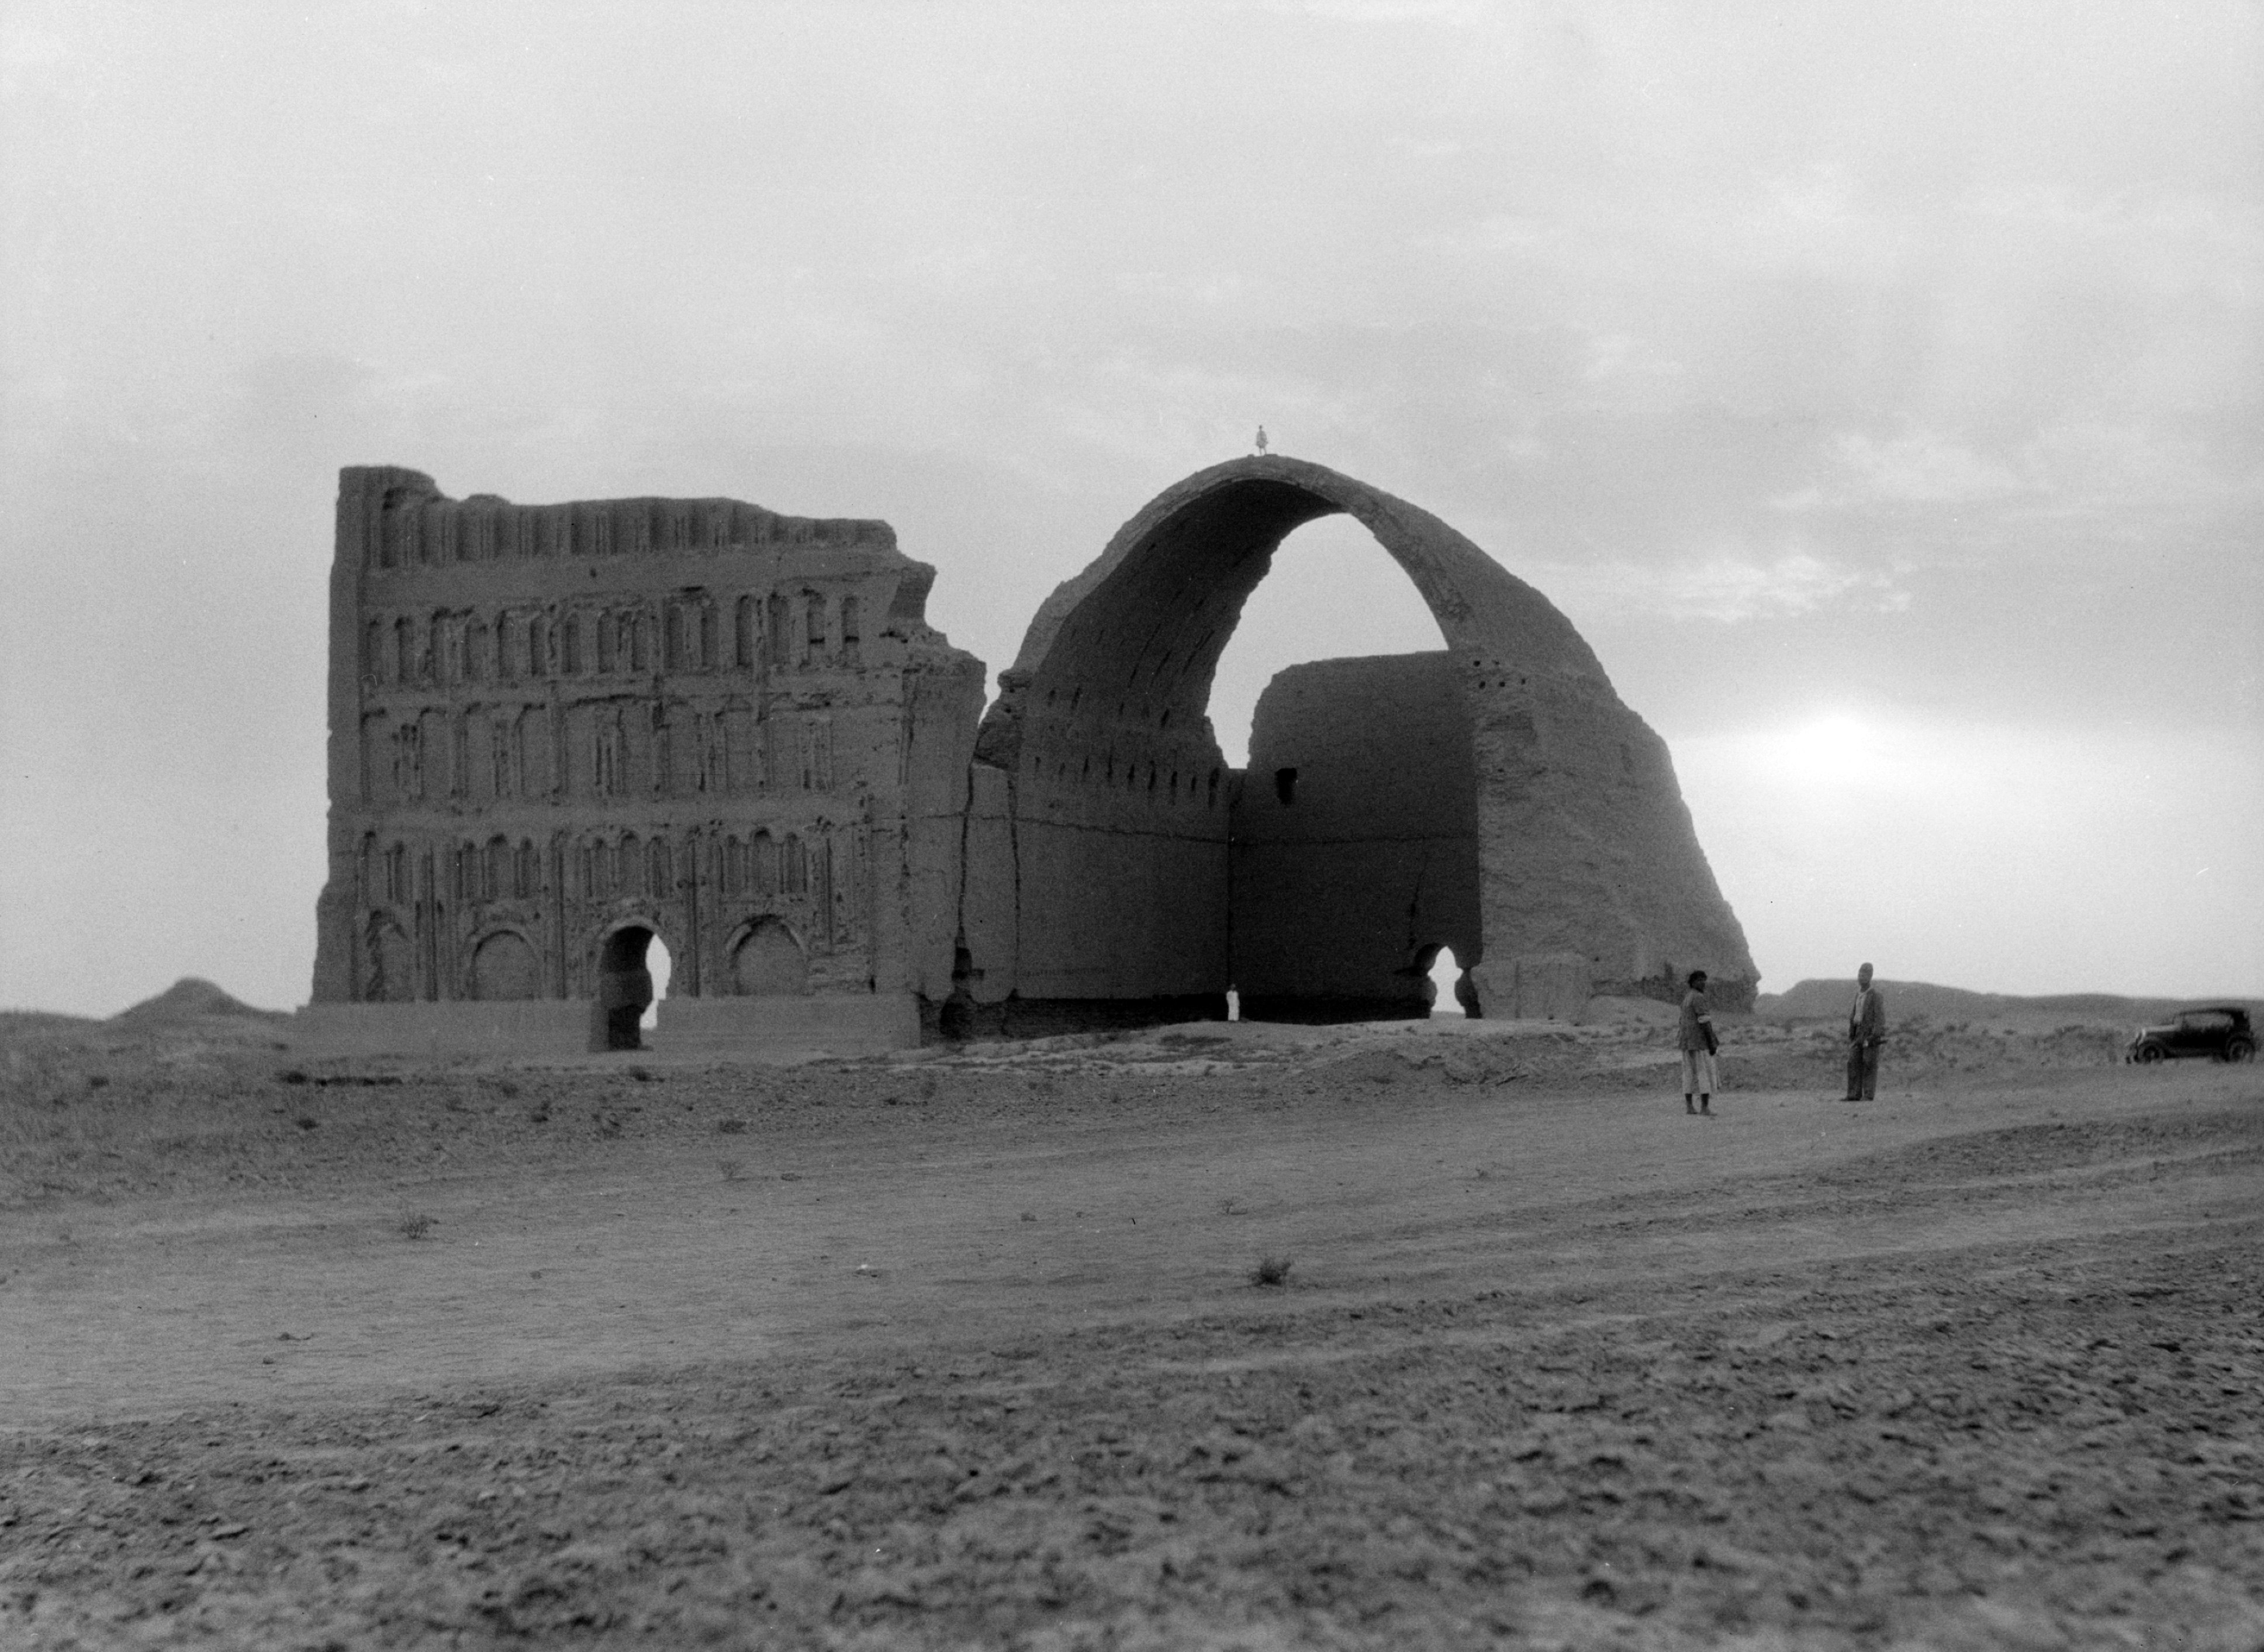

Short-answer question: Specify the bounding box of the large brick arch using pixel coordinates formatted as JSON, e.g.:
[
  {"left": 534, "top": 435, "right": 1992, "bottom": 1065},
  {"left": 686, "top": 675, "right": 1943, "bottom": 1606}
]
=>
[
  {"left": 962, "top": 456, "right": 1756, "bottom": 1026},
  {"left": 977, "top": 457, "right": 1607, "bottom": 772}
]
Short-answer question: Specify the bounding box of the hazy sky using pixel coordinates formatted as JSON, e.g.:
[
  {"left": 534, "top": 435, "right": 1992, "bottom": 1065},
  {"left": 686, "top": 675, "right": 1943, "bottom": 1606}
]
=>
[{"left": 4, "top": 1, "right": 2258, "bottom": 1015}]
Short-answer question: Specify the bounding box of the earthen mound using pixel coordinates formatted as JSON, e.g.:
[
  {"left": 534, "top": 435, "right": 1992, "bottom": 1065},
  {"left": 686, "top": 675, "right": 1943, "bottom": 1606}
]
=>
[
  {"left": 1753, "top": 978, "right": 2256, "bottom": 1024},
  {"left": 0, "top": 1009, "right": 98, "bottom": 1038},
  {"left": 110, "top": 977, "right": 286, "bottom": 1027}
]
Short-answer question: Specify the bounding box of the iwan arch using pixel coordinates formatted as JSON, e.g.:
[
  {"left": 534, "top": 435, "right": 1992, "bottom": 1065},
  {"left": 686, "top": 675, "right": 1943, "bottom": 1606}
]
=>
[{"left": 299, "top": 455, "right": 1755, "bottom": 1057}]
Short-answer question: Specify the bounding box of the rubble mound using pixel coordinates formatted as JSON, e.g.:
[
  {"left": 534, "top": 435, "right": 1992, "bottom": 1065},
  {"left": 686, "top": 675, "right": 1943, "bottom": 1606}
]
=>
[{"left": 110, "top": 977, "right": 285, "bottom": 1027}]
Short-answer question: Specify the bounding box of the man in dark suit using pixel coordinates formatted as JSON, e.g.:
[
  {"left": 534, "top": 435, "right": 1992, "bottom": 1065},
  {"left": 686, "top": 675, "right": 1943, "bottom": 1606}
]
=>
[{"left": 1845, "top": 962, "right": 1886, "bottom": 1100}]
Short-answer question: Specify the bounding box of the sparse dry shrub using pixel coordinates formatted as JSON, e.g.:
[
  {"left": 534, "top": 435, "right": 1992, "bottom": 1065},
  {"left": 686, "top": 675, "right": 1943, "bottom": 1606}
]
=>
[
  {"left": 1252, "top": 1254, "right": 1293, "bottom": 1287},
  {"left": 719, "top": 1160, "right": 744, "bottom": 1183},
  {"left": 398, "top": 1214, "right": 435, "bottom": 1241}
]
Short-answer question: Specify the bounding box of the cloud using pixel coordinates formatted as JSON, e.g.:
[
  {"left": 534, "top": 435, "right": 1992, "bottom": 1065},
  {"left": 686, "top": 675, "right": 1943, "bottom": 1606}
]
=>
[
  {"left": 1959, "top": 184, "right": 2264, "bottom": 305},
  {"left": 1582, "top": 331, "right": 1684, "bottom": 382},
  {"left": 0, "top": 19, "right": 70, "bottom": 80},
  {"left": 1765, "top": 416, "right": 2263, "bottom": 562},
  {"left": 1720, "top": 163, "right": 1926, "bottom": 279},
  {"left": 227, "top": 352, "right": 389, "bottom": 449},
  {"left": 1388, "top": 134, "right": 1466, "bottom": 160},
  {"left": 1263, "top": 0, "right": 1494, "bottom": 20},
  {"left": 1831, "top": 428, "right": 2027, "bottom": 505},
  {"left": 1535, "top": 548, "right": 1909, "bottom": 624},
  {"left": 2013, "top": 420, "right": 2264, "bottom": 521}
]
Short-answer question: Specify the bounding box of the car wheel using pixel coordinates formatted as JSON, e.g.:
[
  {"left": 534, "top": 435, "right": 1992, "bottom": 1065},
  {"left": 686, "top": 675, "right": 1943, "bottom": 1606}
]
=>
[
  {"left": 2225, "top": 1036, "right": 2256, "bottom": 1063},
  {"left": 2135, "top": 1043, "right": 2166, "bottom": 1064}
]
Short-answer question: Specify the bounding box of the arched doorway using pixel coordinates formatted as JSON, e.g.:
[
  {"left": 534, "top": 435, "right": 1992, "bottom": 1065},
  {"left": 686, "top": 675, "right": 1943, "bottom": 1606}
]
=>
[
  {"left": 960, "top": 454, "right": 1758, "bottom": 1027},
  {"left": 642, "top": 934, "right": 672, "bottom": 1032},
  {"left": 1426, "top": 945, "right": 1478, "bottom": 1019},
  {"left": 592, "top": 925, "right": 658, "bottom": 1052}
]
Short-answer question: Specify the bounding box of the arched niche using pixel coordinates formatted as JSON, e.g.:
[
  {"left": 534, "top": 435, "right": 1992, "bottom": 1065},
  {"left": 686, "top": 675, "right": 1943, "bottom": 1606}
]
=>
[
  {"left": 362, "top": 916, "right": 416, "bottom": 1003},
  {"left": 468, "top": 928, "right": 542, "bottom": 1001},
  {"left": 730, "top": 916, "right": 808, "bottom": 997}
]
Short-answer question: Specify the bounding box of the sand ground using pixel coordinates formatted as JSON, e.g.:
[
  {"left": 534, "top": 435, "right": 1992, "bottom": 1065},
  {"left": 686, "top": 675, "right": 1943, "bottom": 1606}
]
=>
[{"left": 2, "top": 1007, "right": 2259, "bottom": 1648}]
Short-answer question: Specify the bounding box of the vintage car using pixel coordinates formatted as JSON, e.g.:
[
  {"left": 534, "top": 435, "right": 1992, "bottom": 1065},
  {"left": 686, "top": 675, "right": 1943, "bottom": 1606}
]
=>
[{"left": 2125, "top": 1006, "right": 2255, "bottom": 1064}]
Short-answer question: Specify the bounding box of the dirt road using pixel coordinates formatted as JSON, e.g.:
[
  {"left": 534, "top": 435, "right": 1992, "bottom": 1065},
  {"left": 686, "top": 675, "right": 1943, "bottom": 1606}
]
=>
[{"left": 3, "top": 1012, "right": 2259, "bottom": 1647}]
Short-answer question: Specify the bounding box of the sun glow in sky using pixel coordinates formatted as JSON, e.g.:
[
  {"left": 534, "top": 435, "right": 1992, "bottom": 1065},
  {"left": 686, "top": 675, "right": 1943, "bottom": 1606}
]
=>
[
  {"left": 1743, "top": 713, "right": 1895, "bottom": 794},
  {"left": 1, "top": 1, "right": 2258, "bottom": 1013},
  {"left": 1674, "top": 713, "right": 2263, "bottom": 998}
]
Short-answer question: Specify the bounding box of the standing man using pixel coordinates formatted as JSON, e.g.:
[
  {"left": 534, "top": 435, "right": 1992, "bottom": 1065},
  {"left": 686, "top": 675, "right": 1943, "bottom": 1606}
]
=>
[
  {"left": 1845, "top": 963, "right": 1886, "bottom": 1100},
  {"left": 1678, "top": 969, "right": 1717, "bottom": 1117}
]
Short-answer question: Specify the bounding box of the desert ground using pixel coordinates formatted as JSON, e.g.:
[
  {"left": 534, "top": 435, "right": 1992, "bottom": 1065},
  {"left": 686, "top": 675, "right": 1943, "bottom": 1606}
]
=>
[{"left": 2, "top": 996, "right": 2259, "bottom": 1650}]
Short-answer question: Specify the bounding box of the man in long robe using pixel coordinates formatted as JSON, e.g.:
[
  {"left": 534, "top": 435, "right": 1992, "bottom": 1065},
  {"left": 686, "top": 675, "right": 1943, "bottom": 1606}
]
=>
[{"left": 1845, "top": 963, "right": 1886, "bottom": 1101}]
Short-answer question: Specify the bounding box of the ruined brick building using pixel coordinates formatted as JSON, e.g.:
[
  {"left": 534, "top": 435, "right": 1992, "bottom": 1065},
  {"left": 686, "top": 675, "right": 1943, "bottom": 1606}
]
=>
[{"left": 300, "top": 457, "right": 1755, "bottom": 1056}]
